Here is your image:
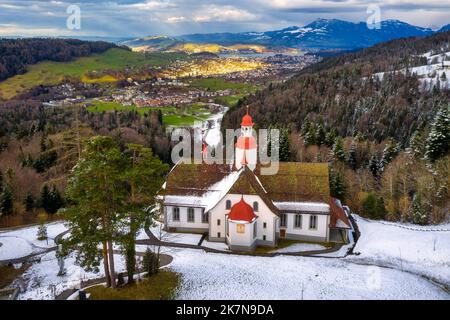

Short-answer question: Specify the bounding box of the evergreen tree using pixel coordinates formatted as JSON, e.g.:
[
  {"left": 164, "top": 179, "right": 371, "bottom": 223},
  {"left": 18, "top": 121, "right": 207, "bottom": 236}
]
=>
[
  {"left": 120, "top": 144, "right": 169, "bottom": 284},
  {"left": 409, "top": 129, "right": 425, "bottom": 158},
  {"left": 329, "top": 168, "right": 346, "bottom": 201},
  {"left": 380, "top": 138, "right": 399, "bottom": 170},
  {"left": 0, "top": 170, "right": 3, "bottom": 194},
  {"left": 411, "top": 194, "right": 430, "bottom": 225},
  {"left": 279, "top": 129, "right": 291, "bottom": 161},
  {"left": 24, "top": 193, "right": 36, "bottom": 212},
  {"left": 324, "top": 128, "right": 337, "bottom": 147},
  {"left": 37, "top": 222, "right": 48, "bottom": 241},
  {"left": 48, "top": 186, "right": 64, "bottom": 214},
  {"left": 332, "top": 137, "right": 346, "bottom": 162},
  {"left": 369, "top": 155, "right": 381, "bottom": 179},
  {"left": 0, "top": 186, "right": 13, "bottom": 216},
  {"left": 440, "top": 72, "right": 446, "bottom": 82},
  {"left": 40, "top": 185, "right": 52, "bottom": 214},
  {"left": 347, "top": 141, "right": 358, "bottom": 170},
  {"left": 61, "top": 136, "right": 126, "bottom": 288},
  {"left": 142, "top": 248, "right": 159, "bottom": 277},
  {"left": 362, "top": 193, "right": 386, "bottom": 220},
  {"left": 425, "top": 104, "right": 450, "bottom": 161},
  {"left": 316, "top": 123, "right": 326, "bottom": 147}
]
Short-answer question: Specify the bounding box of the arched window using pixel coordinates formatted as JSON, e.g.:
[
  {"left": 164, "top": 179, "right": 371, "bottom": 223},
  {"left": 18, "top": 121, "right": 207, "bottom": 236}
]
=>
[
  {"left": 253, "top": 201, "right": 259, "bottom": 212},
  {"left": 226, "top": 200, "right": 232, "bottom": 210}
]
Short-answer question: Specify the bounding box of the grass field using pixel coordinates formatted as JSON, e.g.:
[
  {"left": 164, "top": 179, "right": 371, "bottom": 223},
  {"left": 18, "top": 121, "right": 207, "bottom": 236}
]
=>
[
  {"left": 0, "top": 48, "right": 187, "bottom": 99},
  {"left": 86, "top": 270, "right": 180, "bottom": 300},
  {"left": 86, "top": 101, "right": 211, "bottom": 127}
]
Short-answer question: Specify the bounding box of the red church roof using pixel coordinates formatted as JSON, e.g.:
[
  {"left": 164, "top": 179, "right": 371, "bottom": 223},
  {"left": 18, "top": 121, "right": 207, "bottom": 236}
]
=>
[
  {"left": 228, "top": 197, "right": 257, "bottom": 223},
  {"left": 241, "top": 109, "right": 254, "bottom": 127}
]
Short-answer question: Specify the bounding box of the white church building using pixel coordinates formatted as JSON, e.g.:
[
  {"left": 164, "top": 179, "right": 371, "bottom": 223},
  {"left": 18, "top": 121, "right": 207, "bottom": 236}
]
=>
[{"left": 161, "top": 110, "right": 351, "bottom": 251}]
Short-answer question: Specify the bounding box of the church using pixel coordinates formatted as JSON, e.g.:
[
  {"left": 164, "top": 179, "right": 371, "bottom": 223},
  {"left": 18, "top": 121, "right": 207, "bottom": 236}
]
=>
[{"left": 161, "top": 110, "right": 351, "bottom": 252}]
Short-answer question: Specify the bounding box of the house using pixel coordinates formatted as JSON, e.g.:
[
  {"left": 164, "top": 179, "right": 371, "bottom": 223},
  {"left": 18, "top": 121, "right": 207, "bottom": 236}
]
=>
[{"left": 161, "top": 110, "right": 351, "bottom": 251}]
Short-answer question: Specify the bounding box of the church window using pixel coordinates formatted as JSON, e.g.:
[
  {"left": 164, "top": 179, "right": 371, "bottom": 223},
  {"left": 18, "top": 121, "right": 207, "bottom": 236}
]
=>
[
  {"left": 280, "top": 214, "right": 287, "bottom": 227},
  {"left": 202, "top": 210, "right": 208, "bottom": 223},
  {"left": 187, "top": 208, "right": 195, "bottom": 222},
  {"left": 294, "top": 214, "right": 302, "bottom": 229},
  {"left": 226, "top": 200, "right": 232, "bottom": 210},
  {"left": 237, "top": 224, "right": 245, "bottom": 234},
  {"left": 253, "top": 201, "right": 259, "bottom": 212},
  {"left": 172, "top": 207, "right": 180, "bottom": 221},
  {"left": 309, "top": 215, "right": 318, "bottom": 230}
]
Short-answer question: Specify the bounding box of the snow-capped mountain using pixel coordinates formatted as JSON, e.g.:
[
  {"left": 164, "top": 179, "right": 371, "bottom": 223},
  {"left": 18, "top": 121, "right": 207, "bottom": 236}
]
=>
[
  {"left": 439, "top": 24, "right": 450, "bottom": 32},
  {"left": 178, "top": 19, "right": 440, "bottom": 50}
]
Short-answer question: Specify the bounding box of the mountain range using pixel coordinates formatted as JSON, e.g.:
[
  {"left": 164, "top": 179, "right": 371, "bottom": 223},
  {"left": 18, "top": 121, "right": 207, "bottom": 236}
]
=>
[{"left": 123, "top": 19, "right": 449, "bottom": 52}]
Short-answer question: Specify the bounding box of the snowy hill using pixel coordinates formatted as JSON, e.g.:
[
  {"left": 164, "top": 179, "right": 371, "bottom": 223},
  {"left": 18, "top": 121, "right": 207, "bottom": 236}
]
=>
[{"left": 372, "top": 50, "right": 450, "bottom": 90}]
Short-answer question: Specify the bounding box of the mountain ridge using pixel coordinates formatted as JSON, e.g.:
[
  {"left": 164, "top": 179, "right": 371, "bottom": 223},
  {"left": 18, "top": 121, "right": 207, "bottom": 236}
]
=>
[{"left": 124, "top": 19, "right": 447, "bottom": 52}]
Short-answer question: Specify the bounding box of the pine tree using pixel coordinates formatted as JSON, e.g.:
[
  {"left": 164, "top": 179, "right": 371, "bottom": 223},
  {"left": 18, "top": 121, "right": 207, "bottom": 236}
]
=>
[
  {"left": 324, "top": 128, "right": 337, "bottom": 147},
  {"left": 24, "top": 193, "right": 36, "bottom": 212},
  {"left": 380, "top": 138, "right": 399, "bottom": 170},
  {"left": 279, "top": 129, "right": 291, "bottom": 161},
  {"left": 40, "top": 185, "right": 52, "bottom": 214},
  {"left": 329, "top": 168, "right": 346, "bottom": 201},
  {"left": 362, "top": 193, "right": 386, "bottom": 220},
  {"left": 425, "top": 104, "right": 450, "bottom": 161},
  {"left": 409, "top": 129, "right": 425, "bottom": 158},
  {"left": 0, "top": 186, "right": 13, "bottom": 216},
  {"left": 369, "top": 155, "right": 380, "bottom": 179},
  {"left": 316, "top": 123, "right": 326, "bottom": 147},
  {"left": 332, "top": 137, "right": 346, "bottom": 162},
  {"left": 411, "top": 194, "right": 429, "bottom": 225},
  {"left": 347, "top": 141, "right": 358, "bottom": 170},
  {"left": 48, "top": 186, "right": 63, "bottom": 214},
  {"left": 37, "top": 222, "right": 48, "bottom": 241},
  {"left": 440, "top": 72, "right": 446, "bottom": 82},
  {"left": 142, "top": 248, "right": 159, "bottom": 277}
]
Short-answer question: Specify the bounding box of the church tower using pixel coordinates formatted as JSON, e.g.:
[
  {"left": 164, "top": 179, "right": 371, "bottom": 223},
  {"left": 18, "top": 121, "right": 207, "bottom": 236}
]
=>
[{"left": 235, "top": 107, "right": 257, "bottom": 171}]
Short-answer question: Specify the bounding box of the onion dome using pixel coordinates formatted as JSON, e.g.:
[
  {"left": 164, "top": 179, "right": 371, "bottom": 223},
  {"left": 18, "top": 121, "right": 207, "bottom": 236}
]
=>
[
  {"left": 241, "top": 107, "right": 254, "bottom": 127},
  {"left": 228, "top": 197, "right": 257, "bottom": 223}
]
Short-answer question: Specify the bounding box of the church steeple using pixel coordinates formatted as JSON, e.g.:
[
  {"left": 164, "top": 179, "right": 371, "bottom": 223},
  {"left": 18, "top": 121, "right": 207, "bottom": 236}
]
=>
[{"left": 235, "top": 106, "right": 257, "bottom": 171}]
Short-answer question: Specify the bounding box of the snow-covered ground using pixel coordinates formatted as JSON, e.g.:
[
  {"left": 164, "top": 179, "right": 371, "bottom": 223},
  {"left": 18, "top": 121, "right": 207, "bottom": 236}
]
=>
[
  {"left": 169, "top": 248, "right": 449, "bottom": 300},
  {"left": 4, "top": 214, "right": 450, "bottom": 300},
  {"left": 16, "top": 251, "right": 126, "bottom": 300},
  {"left": 164, "top": 232, "right": 202, "bottom": 245},
  {"left": 347, "top": 215, "right": 450, "bottom": 286},
  {"left": 272, "top": 243, "right": 326, "bottom": 253},
  {"left": 202, "top": 239, "right": 229, "bottom": 251},
  {"left": 0, "top": 222, "right": 67, "bottom": 261}
]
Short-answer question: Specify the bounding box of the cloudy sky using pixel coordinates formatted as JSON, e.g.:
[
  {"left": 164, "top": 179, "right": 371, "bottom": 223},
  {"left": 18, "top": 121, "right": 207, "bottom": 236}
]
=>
[{"left": 0, "top": 0, "right": 449, "bottom": 37}]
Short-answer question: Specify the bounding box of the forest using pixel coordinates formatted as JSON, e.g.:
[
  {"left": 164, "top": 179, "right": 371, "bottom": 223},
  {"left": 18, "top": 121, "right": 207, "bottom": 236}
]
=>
[
  {"left": 223, "top": 31, "right": 450, "bottom": 224},
  {"left": 0, "top": 38, "right": 118, "bottom": 82},
  {"left": 0, "top": 93, "right": 171, "bottom": 226}
]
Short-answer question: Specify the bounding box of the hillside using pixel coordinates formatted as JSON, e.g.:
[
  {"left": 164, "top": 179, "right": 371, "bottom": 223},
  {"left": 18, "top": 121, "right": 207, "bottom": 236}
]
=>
[
  {"left": 0, "top": 48, "right": 186, "bottom": 100},
  {"left": 223, "top": 31, "right": 450, "bottom": 145},
  {"left": 0, "top": 38, "right": 117, "bottom": 82}
]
